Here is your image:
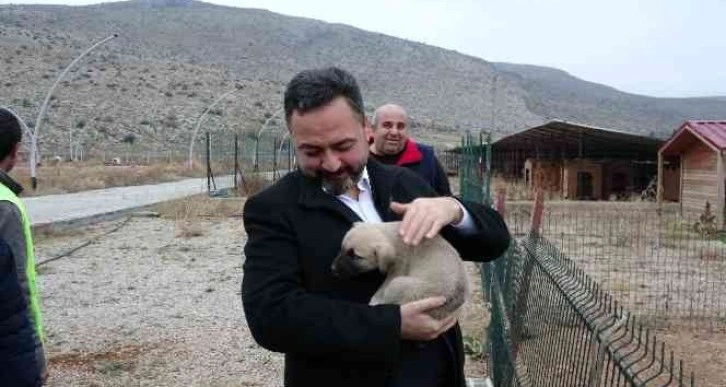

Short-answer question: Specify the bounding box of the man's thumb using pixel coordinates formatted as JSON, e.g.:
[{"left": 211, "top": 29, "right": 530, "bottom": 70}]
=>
[
  {"left": 411, "top": 296, "right": 447, "bottom": 312},
  {"left": 389, "top": 201, "right": 407, "bottom": 214}
]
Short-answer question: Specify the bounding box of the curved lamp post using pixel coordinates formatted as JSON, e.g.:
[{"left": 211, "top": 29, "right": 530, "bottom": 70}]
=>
[
  {"left": 30, "top": 33, "right": 118, "bottom": 189},
  {"left": 187, "top": 89, "right": 237, "bottom": 169}
]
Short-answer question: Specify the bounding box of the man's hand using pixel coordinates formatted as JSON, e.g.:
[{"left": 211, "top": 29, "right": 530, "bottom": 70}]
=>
[
  {"left": 390, "top": 197, "right": 463, "bottom": 245},
  {"left": 400, "top": 296, "right": 458, "bottom": 341}
]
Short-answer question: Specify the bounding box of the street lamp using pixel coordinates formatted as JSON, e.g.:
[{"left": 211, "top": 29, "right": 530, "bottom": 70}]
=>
[
  {"left": 30, "top": 33, "right": 118, "bottom": 189},
  {"left": 187, "top": 88, "right": 237, "bottom": 169}
]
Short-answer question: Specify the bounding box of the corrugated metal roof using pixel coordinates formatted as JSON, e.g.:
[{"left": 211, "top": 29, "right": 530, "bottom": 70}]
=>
[
  {"left": 490, "top": 120, "right": 662, "bottom": 160},
  {"left": 685, "top": 121, "right": 726, "bottom": 150},
  {"left": 660, "top": 120, "right": 726, "bottom": 155}
]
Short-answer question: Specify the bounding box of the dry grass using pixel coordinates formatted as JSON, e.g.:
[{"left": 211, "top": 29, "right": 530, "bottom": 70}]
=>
[
  {"left": 492, "top": 176, "right": 537, "bottom": 201},
  {"left": 236, "top": 172, "right": 271, "bottom": 197},
  {"left": 10, "top": 161, "right": 206, "bottom": 196},
  {"left": 152, "top": 194, "right": 246, "bottom": 238},
  {"left": 32, "top": 223, "right": 92, "bottom": 243}
]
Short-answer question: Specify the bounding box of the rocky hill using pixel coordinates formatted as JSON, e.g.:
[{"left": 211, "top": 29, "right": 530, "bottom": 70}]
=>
[{"left": 0, "top": 0, "right": 724, "bottom": 157}]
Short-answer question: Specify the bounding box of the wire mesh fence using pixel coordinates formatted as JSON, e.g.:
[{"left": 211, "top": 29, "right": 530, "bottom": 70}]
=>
[
  {"left": 458, "top": 130, "right": 492, "bottom": 204},
  {"left": 502, "top": 202, "right": 726, "bottom": 329},
  {"left": 201, "top": 129, "right": 294, "bottom": 195},
  {"left": 485, "top": 235, "right": 696, "bottom": 386}
]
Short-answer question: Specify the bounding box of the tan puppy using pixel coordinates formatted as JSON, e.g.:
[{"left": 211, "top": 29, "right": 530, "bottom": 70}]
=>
[{"left": 331, "top": 221, "right": 469, "bottom": 319}]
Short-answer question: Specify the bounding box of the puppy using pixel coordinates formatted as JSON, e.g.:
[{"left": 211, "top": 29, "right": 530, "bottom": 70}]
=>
[{"left": 331, "top": 221, "right": 469, "bottom": 319}]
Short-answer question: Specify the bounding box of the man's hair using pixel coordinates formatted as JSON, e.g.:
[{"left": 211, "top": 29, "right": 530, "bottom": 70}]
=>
[
  {"left": 0, "top": 108, "right": 22, "bottom": 161},
  {"left": 284, "top": 67, "right": 365, "bottom": 126}
]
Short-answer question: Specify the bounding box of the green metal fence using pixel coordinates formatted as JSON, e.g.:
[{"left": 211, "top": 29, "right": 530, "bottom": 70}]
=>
[{"left": 458, "top": 130, "right": 492, "bottom": 205}]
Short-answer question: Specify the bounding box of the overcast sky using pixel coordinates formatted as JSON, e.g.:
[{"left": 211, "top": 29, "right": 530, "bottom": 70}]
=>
[{"left": 3, "top": 0, "right": 724, "bottom": 98}]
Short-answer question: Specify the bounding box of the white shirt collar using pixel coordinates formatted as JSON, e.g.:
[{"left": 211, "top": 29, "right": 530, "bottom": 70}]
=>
[{"left": 356, "top": 166, "right": 372, "bottom": 193}]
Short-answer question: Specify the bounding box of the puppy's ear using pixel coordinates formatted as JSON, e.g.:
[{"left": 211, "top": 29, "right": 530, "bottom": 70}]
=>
[{"left": 373, "top": 241, "right": 396, "bottom": 272}]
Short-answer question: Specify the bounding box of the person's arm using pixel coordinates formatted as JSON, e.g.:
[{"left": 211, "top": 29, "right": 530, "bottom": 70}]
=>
[
  {"left": 0, "top": 203, "right": 28, "bottom": 295},
  {"left": 390, "top": 169, "right": 511, "bottom": 262},
  {"left": 440, "top": 197, "right": 511, "bottom": 262},
  {"left": 241, "top": 195, "right": 402, "bottom": 365}
]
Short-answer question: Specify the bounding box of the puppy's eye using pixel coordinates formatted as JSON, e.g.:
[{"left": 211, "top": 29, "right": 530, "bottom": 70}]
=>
[{"left": 347, "top": 249, "right": 355, "bottom": 257}]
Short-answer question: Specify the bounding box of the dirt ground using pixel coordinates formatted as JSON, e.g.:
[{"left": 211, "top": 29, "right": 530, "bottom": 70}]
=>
[
  {"left": 33, "top": 197, "right": 724, "bottom": 386},
  {"left": 33, "top": 202, "right": 491, "bottom": 386}
]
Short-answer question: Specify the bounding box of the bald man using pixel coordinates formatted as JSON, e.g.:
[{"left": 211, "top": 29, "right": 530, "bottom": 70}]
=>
[{"left": 369, "top": 104, "right": 452, "bottom": 196}]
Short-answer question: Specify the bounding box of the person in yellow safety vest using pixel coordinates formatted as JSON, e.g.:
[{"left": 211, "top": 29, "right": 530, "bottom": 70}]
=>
[{"left": 0, "top": 107, "right": 46, "bottom": 386}]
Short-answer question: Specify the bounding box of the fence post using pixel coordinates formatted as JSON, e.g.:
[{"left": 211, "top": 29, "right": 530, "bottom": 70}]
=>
[
  {"left": 273, "top": 136, "right": 279, "bottom": 180},
  {"left": 485, "top": 132, "right": 492, "bottom": 206},
  {"left": 510, "top": 188, "right": 544, "bottom": 363},
  {"left": 234, "top": 133, "right": 239, "bottom": 192},
  {"left": 206, "top": 131, "right": 211, "bottom": 194},
  {"left": 495, "top": 187, "right": 506, "bottom": 216},
  {"left": 530, "top": 188, "right": 544, "bottom": 237}
]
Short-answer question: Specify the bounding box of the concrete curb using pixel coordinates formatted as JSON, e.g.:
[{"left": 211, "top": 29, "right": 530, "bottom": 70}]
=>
[{"left": 466, "top": 377, "right": 494, "bottom": 387}]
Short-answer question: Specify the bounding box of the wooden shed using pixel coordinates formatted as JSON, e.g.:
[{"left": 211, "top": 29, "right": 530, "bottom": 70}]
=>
[{"left": 657, "top": 121, "right": 726, "bottom": 227}]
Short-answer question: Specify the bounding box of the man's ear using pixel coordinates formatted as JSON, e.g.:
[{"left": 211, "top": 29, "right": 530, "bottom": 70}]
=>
[
  {"left": 362, "top": 117, "right": 374, "bottom": 145},
  {"left": 6, "top": 142, "right": 20, "bottom": 166}
]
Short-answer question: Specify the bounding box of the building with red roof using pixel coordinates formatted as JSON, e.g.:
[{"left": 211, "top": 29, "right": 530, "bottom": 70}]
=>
[{"left": 657, "top": 120, "right": 726, "bottom": 227}]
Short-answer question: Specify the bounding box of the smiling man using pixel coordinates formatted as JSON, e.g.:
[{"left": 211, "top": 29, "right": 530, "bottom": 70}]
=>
[
  {"left": 241, "top": 67, "right": 510, "bottom": 387},
  {"left": 370, "top": 104, "right": 452, "bottom": 196}
]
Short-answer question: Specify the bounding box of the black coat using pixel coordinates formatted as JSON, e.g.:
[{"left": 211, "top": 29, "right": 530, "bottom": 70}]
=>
[{"left": 241, "top": 159, "right": 510, "bottom": 387}]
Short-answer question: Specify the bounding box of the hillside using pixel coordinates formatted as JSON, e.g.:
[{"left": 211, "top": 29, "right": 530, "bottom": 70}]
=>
[{"left": 0, "top": 0, "right": 724, "bottom": 158}]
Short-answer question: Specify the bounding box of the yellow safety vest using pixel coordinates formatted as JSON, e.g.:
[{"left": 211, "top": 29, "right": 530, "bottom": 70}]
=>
[{"left": 0, "top": 183, "right": 44, "bottom": 343}]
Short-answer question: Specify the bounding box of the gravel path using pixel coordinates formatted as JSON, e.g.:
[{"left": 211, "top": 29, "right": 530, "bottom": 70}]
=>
[
  {"left": 34, "top": 214, "right": 490, "bottom": 386},
  {"left": 35, "top": 217, "right": 284, "bottom": 386}
]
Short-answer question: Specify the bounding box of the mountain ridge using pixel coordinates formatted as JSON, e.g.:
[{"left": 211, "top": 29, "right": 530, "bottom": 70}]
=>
[{"left": 0, "top": 0, "right": 723, "bottom": 155}]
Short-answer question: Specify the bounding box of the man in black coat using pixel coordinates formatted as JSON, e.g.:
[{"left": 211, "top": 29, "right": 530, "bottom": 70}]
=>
[{"left": 242, "top": 67, "right": 510, "bottom": 387}]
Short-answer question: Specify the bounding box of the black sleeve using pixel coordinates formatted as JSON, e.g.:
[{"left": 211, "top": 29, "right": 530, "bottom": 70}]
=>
[
  {"left": 241, "top": 195, "right": 402, "bottom": 365},
  {"left": 395, "top": 167, "right": 511, "bottom": 262},
  {"left": 432, "top": 156, "right": 453, "bottom": 196},
  {"left": 440, "top": 198, "right": 511, "bottom": 262}
]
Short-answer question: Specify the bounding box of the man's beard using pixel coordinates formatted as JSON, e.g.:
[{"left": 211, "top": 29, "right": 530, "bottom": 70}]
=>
[{"left": 319, "top": 164, "right": 364, "bottom": 196}]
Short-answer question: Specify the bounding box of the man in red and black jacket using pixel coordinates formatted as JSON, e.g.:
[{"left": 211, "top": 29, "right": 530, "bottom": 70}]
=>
[{"left": 369, "top": 104, "right": 452, "bottom": 196}]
